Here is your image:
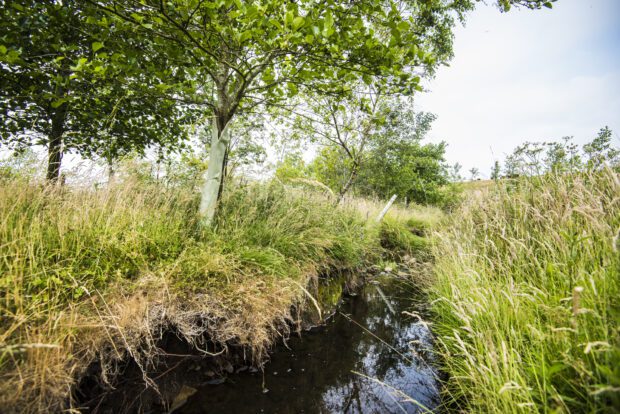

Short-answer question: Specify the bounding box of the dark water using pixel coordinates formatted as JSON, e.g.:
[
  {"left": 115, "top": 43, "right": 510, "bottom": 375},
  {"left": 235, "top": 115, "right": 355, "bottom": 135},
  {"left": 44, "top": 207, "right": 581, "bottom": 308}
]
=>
[{"left": 177, "top": 275, "right": 440, "bottom": 414}]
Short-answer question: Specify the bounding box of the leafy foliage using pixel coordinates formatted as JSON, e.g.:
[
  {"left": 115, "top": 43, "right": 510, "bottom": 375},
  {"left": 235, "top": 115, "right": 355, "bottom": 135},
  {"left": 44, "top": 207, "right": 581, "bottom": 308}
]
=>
[
  {"left": 502, "top": 127, "right": 619, "bottom": 177},
  {"left": 309, "top": 101, "right": 460, "bottom": 207},
  {"left": 0, "top": 1, "right": 195, "bottom": 179},
  {"left": 583, "top": 126, "right": 619, "bottom": 169}
]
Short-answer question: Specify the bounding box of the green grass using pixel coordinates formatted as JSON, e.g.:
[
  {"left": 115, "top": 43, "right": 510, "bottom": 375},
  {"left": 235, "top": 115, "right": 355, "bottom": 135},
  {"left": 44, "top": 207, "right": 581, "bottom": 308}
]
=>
[
  {"left": 430, "top": 168, "right": 620, "bottom": 413},
  {"left": 380, "top": 216, "right": 428, "bottom": 254},
  {"left": 0, "top": 176, "right": 434, "bottom": 413}
]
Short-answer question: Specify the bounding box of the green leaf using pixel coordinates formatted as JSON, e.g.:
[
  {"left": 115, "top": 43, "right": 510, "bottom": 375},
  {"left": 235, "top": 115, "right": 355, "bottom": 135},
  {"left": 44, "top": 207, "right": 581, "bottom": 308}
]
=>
[
  {"left": 292, "top": 16, "right": 305, "bottom": 31},
  {"left": 287, "top": 82, "right": 298, "bottom": 96},
  {"left": 92, "top": 42, "right": 104, "bottom": 52},
  {"left": 285, "top": 11, "right": 294, "bottom": 27},
  {"left": 239, "top": 30, "right": 253, "bottom": 43},
  {"left": 130, "top": 12, "right": 144, "bottom": 22},
  {"left": 51, "top": 98, "right": 68, "bottom": 108},
  {"left": 325, "top": 10, "right": 333, "bottom": 29},
  {"left": 324, "top": 10, "right": 334, "bottom": 34}
]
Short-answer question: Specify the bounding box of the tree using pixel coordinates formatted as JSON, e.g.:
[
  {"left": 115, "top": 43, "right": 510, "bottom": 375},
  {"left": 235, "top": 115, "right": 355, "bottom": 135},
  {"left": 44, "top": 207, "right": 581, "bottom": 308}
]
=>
[
  {"left": 583, "top": 126, "right": 619, "bottom": 169},
  {"left": 309, "top": 101, "right": 455, "bottom": 206},
  {"left": 356, "top": 105, "right": 452, "bottom": 205},
  {"left": 89, "top": 0, "right": 507, "bottom": 225},
  {"left": 449, "top": 162, "right": 464, "bottom": 182},
  {"left": 0, "top": 1, "right": 193, "bottom": 181},
  {"left": 491, "top": 160, "right": 501, "bottom": 180},
  {"left": 3, "top": 0, "right": 555, "bottom": 215},
  {"left": 290, "top": 86, "right": 386, "bottom": 202},
  {"left": 275, "top": 153, "right": 309, "bottom": 182},
  {"left": 544, "top": 136, "right": 582, "bottom": 173},
  {"left": 501, "top": 127, "right": 617, "bottom": 177},
  {"left": 469, "top": 167, "right": 480, "bottom": 180}
]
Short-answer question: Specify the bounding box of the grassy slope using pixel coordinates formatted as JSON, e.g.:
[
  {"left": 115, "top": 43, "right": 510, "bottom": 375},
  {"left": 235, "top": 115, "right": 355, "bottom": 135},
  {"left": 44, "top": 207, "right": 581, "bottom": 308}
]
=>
[
  {"left": 431, "top": 169, "right": 620, "bottom": 412},
  {"left": 0, "top": 177, "right": 437, "bottom": 413}
]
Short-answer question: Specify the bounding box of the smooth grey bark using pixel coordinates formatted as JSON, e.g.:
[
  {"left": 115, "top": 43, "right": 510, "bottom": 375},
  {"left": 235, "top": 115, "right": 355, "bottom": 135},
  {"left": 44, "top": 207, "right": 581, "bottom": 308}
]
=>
[
  {"left": 199, "top": 117, "right": 231, "bottom": 226},
  {"left": 337, "top": 161, "right": 359, "bottom": 205}
]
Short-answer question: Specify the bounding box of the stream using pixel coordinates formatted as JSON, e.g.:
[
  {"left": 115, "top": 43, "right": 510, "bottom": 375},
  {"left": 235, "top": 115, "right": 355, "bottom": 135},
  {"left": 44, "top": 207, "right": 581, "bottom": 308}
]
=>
[{"left": 175, "top": 274, "right": 440, "bottom": 413}]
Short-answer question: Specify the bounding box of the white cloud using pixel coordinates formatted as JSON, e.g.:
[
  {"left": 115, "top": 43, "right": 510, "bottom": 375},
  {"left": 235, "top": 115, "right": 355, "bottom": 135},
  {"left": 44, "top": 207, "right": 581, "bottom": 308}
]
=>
[{"left": 416, "top": 0, "right": 620, "bottom": 177}]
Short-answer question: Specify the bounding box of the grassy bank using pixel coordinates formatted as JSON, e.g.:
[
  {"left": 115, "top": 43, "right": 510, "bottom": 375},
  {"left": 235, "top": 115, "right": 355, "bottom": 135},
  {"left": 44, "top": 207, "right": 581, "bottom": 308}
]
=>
[
  {"left": 0, "top": 176, "right": 434, "bottom": 413},
  {"left": 430, "top": 168, "right": 620, "bottom": 412}
]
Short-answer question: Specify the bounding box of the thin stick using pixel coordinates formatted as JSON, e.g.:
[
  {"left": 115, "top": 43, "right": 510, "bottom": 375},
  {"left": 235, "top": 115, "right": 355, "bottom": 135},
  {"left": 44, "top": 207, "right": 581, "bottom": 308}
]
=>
[{"left": 376, "top": 194, "right": 397, "bottom": 222}]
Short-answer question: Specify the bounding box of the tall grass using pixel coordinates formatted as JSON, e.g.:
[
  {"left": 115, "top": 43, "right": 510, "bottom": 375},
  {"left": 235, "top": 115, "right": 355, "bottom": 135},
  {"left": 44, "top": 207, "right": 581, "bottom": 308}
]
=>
[
  {"left": 431, "top": 168, "right": 620, "bottom": 412},
  {"left": 0, "top": 178, "right": 199, "bottom": 412},
  {"left": 0, "top": 176, "right": 432, "bottom": 413}
]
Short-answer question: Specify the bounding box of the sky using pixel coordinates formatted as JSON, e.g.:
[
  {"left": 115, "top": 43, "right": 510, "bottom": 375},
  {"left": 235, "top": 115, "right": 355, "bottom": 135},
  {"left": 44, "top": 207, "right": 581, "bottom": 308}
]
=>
[
  {"left": 3, "top": 0, "right": 618, "bottom": 182},
  {"left": 415, "top": 0, "right": 620, "bottom": 178}
]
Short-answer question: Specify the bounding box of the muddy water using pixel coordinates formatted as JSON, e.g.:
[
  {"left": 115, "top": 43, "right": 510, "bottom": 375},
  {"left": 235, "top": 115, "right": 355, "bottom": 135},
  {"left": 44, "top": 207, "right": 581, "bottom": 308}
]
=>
[{"left": 177, "top": 275, "right": 440, "bottom": 413}]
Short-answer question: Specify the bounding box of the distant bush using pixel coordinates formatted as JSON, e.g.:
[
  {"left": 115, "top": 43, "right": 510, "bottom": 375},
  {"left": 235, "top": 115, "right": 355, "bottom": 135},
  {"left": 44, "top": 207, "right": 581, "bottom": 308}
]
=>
[
  {"left": 502, "top": 126, "right": 619, "bottom": 178},
  {"left": 0, "top": 148, "right": 42, "bottom": 181}
]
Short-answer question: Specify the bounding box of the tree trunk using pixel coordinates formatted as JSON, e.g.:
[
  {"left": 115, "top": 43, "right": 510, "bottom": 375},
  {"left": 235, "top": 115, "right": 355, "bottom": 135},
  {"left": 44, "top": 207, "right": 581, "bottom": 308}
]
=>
[
  {"left": 199, "top": 117, "right": 231, "bottom": 226},
  {"left": 217, "top": 146, "right": 230, "bottom": 201},
  {"left": 107, "top": 158, "right": 115, "bottom": 184},
  {"left": 46, "top": 106, "right": 67, "bottom": 181},
  {"left": 337, "top": 161, "right": 359, "bottom": 205}
]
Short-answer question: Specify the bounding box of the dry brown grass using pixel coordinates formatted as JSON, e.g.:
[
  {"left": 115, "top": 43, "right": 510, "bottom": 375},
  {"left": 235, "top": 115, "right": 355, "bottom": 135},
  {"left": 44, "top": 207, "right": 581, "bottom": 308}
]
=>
[{"left": 0, "top": 177, "right": 430, "bottom": 413}]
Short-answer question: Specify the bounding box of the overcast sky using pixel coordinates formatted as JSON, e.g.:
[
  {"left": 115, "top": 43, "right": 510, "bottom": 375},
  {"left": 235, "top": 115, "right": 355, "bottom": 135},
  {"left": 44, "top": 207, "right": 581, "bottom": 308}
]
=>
[{"left": 415, "top": 0, "right": 620, "bottom": 178}]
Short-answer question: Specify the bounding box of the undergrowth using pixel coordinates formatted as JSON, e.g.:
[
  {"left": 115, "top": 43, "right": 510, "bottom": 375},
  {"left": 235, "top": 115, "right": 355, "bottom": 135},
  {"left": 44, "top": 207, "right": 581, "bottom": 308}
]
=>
[
  {"left": 0, "top": 177, "right": 434, "bottom": 413},
  {"left": 431, "top": 168, "right": 620, "bottom": 413}
]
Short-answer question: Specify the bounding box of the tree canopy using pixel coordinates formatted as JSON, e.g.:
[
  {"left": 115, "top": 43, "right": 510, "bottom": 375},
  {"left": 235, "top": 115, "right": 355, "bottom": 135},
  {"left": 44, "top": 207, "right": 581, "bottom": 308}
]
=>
[
  {"left": 307, "top": 101, "right": 458, "bottom": 206},
  {"left": 0, "top": 0, "right": 558, "bottom": 219},
  {"left": 0, "top": 0, "right": 195, "bottom": 180}
]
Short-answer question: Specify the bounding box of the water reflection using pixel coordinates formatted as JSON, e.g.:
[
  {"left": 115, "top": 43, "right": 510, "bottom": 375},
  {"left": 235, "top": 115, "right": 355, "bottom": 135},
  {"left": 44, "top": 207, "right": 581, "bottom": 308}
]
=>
[{"left": 179, "top": 276, "right": 439, "bottom": 413}]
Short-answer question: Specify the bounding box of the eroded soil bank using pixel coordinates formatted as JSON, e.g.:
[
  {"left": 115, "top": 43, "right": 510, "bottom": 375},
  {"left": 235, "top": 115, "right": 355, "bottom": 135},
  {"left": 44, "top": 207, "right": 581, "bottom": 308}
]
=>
[{"left": 78, "top": 269, "right": 438, "bottom": 413}]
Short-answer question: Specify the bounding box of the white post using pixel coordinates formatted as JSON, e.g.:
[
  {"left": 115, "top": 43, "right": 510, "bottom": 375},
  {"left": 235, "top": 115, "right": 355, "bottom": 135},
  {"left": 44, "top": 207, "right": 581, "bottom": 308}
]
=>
[
  {"left": 376, "top": 194, "right": 397, "bottom": 222},
  {"left": 199, "top": 118, "right": 230, "bottom": 227}
]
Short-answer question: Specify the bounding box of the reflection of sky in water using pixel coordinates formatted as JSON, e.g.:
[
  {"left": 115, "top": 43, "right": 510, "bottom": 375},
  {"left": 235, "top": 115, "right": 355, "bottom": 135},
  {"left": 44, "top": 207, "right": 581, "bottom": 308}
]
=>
[
  {"left": 180, "top": 277, "right": 440, "bottom": 414},
  {"left": 318, "top": 287, "right": 439, "bottom": 413}
]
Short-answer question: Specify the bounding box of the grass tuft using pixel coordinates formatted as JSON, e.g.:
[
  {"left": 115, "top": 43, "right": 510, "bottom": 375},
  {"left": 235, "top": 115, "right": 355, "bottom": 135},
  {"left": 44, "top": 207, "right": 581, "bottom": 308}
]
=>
[
  {"left": 0, "top": 176, "right": 434, "bottom": 413},
  {"left": 430, "top": 168, "right": 620, "bottom": 413}
]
